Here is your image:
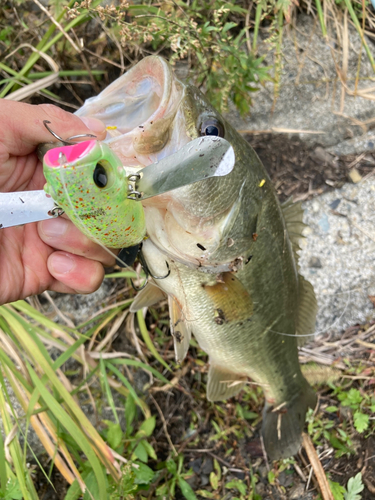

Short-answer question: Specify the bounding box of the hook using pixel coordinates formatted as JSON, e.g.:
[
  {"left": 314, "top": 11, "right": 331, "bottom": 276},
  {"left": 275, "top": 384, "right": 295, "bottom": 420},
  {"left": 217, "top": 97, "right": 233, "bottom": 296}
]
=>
[
  {"left": 43, "top": 120, "right": 96, "bottom": 145},
  {"left": 139, "top": 250, "right": 170, "bottom": 280},
  {"left": 130, "top": 247, "right": 170, "bottom": 292}
]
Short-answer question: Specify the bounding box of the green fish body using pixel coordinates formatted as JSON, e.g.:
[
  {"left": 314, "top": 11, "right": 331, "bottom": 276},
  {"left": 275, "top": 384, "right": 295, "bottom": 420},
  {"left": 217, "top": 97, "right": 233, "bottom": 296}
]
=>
[{"left": 68, "top": 56, "right": 317, "bottom": 459}]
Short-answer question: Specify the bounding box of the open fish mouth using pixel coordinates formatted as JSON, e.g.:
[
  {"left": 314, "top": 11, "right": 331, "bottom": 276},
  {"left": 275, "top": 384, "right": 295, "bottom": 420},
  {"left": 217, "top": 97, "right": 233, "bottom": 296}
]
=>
[{"left": 75, "top": 56, "right": 185, "bottom": 166}]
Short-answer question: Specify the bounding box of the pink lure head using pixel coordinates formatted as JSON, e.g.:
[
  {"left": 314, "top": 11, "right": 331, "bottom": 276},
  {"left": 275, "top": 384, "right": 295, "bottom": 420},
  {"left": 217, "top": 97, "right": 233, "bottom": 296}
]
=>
[{"left": 44, "top": 140, "right": 96, "bottom": 167}]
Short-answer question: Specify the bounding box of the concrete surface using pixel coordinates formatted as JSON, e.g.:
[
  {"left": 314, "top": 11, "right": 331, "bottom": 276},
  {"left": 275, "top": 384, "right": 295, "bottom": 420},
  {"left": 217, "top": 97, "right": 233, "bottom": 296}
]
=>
[
  {"left": 224, "top": 14, "right": 375, "bottom": 155},
  {"left": 299, "top": 177, "right": 375, "bottom": 335}
]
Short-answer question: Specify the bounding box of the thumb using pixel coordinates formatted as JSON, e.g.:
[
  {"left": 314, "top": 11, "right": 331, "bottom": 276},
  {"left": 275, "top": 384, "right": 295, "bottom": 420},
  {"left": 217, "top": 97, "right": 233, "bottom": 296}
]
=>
[{"left": 0, "top": 101, "right": 106, "bottom": 156}]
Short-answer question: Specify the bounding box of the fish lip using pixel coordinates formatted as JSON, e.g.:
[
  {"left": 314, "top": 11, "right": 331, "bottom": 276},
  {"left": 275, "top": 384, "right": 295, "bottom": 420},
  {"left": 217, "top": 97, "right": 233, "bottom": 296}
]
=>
[{"left": 75, "top": 56, "right": 174, "bottom": 144}]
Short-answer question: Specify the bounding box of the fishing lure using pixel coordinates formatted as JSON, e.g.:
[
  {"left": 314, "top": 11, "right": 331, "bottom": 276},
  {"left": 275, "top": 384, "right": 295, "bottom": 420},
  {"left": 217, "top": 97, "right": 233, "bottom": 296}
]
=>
[
  {"left": 0, "top": 122, "right": 236, "bottom": 257},
  {"left": 43, "top": 139, "right": 146, "bottom": 248}
]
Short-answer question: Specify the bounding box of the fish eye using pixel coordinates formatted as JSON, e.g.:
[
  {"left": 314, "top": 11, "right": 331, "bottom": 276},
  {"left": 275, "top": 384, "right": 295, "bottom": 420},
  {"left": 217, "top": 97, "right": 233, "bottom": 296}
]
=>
[
  {"left": 200, "top": 118, "right": 224, "bottom": 138},
  {"left": 93, "top": 163, "right": 108, "bottom": 188}
]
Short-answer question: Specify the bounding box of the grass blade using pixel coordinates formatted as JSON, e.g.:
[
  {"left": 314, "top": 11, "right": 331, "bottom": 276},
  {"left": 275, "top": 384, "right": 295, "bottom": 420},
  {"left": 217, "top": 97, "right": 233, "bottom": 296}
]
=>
[
  {"left": 315, "top": 0, "right": 327, "bottom": 38},
  {"left": 27, "top": 364, "right": 107, "bottom": 499},
  {"left": 0, "top": 306, "right": 120, "bottom": 480},
  {"left": 136, "top": 310, "right": 172, "bottom": 373},
  {"left": 343, "top": 0, "right": 375, "bottom": 71}
]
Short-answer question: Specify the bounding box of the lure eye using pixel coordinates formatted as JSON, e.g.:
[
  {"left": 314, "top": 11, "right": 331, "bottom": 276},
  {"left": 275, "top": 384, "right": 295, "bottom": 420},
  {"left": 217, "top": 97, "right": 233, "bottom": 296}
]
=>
[
  {"left": 200, "top": 119, "right": 224, "bottom": 138},
  {"left": 93, "top": 163, "right": 108, "bottom": 188}
]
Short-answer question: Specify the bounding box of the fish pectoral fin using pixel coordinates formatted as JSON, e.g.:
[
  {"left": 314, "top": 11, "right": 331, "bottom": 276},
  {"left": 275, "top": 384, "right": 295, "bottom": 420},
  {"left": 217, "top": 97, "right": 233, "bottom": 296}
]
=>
[
  {"left": 281, "top": 198, "right": 306, "bottom": 263},
  {"left": 207, "top": 365, "right": 246, "bottom": 402},
  {"left": 168, "top": 296, "right": 191, "bottom": 363},
  {"left": 130, "top": 282, "right": 167, "bottom": 312},
  {"left": 296, "top": 273, "right": 317, "bottom": 346}
]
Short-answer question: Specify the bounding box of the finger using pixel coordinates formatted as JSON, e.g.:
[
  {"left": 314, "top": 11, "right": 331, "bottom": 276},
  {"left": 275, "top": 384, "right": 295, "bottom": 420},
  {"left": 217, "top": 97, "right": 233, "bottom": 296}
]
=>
[
  {"left": 0, "top": 101, "right": 107, "bottom": 156},
  {"left": 38, "top": 218, "right": 117, "bottom": 267},
  {"left": 47, "top": 251, "right": 105, "bottom": 294}
]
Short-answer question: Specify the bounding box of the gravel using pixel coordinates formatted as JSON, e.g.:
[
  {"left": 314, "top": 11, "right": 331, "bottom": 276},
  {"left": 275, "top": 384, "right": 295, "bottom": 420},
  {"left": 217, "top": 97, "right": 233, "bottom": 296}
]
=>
[{"left": 299, "top": 177, "right": 375, "bottom": 335}]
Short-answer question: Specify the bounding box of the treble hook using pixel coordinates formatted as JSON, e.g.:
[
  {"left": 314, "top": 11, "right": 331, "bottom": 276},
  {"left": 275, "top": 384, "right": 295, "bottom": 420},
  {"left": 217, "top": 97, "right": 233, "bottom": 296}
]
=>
[
  {"left": 43, "top": 120, "right": 97, "bottom": 145},
  {"left": 131, "top": 246, "right": 171, "bottom": 292}
]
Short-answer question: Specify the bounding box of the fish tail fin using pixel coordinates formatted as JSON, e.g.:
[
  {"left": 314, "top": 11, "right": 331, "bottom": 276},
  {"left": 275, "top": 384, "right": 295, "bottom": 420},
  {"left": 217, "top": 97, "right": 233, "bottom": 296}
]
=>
[{"left": 262, "top": 379, "right": 317, "bottom": 460}]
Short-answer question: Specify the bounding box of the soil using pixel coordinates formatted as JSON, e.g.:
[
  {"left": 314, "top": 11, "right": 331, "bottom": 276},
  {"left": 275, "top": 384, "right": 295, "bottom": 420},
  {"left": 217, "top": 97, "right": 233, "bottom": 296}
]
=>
[{"left": 249, "top": 133, "right": 375, "bottom": 204}]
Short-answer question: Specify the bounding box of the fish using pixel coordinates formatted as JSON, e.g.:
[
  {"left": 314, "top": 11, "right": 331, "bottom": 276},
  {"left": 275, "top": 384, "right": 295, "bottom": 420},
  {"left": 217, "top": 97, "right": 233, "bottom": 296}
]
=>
[{"left": 44, "top": 56, "right": 318, "bottom": 460}]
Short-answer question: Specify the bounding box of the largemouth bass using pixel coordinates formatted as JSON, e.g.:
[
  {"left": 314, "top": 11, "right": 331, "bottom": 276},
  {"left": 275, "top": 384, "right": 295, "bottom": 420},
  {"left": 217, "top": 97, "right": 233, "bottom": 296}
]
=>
[{"left": 44, "top": 56, "right": 318, "bottom": 459}]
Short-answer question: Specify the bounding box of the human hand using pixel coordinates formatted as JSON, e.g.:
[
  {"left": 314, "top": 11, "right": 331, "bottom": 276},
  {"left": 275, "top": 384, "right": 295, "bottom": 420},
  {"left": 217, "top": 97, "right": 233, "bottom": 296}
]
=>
[{"left": 0, "top": 100, "right": 116, "bottom": 305}]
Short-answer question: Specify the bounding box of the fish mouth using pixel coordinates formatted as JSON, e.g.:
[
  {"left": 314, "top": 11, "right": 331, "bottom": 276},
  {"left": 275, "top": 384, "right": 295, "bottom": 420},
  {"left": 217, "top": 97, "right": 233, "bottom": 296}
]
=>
[{"left": 75, "top": 56, "right": 182, "bottom": 163}]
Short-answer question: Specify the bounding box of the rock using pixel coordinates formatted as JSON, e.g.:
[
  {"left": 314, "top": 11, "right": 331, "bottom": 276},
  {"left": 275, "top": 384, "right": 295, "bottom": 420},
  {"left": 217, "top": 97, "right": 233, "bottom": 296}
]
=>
[
  {"left": 288, "top": 483, "right": 307, "bottom": 499},
  {"left": 326, "top": 132, "right": 375, "bottom": 156},
  {"left": 278, "top": 470, "right": 294, "bottom": 488},
  {"left": 299, "top": 178, "right": 375, "bottom": 334},
  {"left": 190, "top": 457, "right": 202, "bottom": 474},
  {"left": 308, "top": 257, "right": 322, "bottom": 269},
  {"left": 348, "top": 167, "right": 362, "bottom": 184},
  {"left": 47, "top": 280, "right": 114, "bottom": 325},
  {"left": 224, "top": 14, "right": 375, "bottom": 155},
  {"left": 201, "top": 456, "right": 214, "bottom": 475}
]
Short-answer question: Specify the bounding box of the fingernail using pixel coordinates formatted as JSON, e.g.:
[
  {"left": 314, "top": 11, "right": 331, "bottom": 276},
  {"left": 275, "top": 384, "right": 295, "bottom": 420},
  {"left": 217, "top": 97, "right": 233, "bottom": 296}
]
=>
[
  {"left": 50, "top": 253, "right": 74, "bottom": 274},
  {"left": 40, "top": 218, "right": 69, "bottom": 238},
  {"left": 80, "top": 116, "right": 106, "bottom": 135}
]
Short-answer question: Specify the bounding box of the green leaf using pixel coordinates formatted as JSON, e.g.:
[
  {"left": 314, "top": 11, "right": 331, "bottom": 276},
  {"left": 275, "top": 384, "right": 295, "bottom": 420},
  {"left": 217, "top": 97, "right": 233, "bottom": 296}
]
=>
[
  {"left": 329, "top": 479, "right": 346, "bottom": 500},
  {"left": 178, "top": 477, "right": 198, "bottom": 500},
  {"left": 82, "top": 471, "right": 100, "bottom": 500},
  {"left": 326, "top": 406, "right": 339, "bottom": 413},
  {"left": 268, "top": 470, "right": 276, "bottom": 485},
  {"left": 133, "top": 462, "right": 155, "bottom": 485},
  {"left": 0, "top": 27, "right": 13, "bottom": 42},
  {"left": 125, "top": 393, "right": 136, "bottom": 436},
  {"left": 213, "top": 459, "right": 221, "bottom": 480},
  {"left": 339, "top": 389, "right": 363, "bottom": 409},
  {"left": 138, "top": 416, "right": 156, "bottom": 437},
  {"left": 344, "top": 473, "right": 364, "bottom": 500},
  {"left": 3, "top": 479, "right": 23, "bottom": 500},
  {"left": 195, "top": 491, "right": 215, "bottom": 499},
  {"left": 329, "top": 435, "right": 353, "bottom": 457},
  {"left": 353, "top": 412, "right": 369, "bottom": 433},
  {"left": 142, "top": 440, "right": 157, "bottom": 460},
  {"left": 210, "top": 471, "right": 219, "bottom": 490},
  {"left": 64, "top": 479, "right": 81, "bottom": 500},
  {"left": 244, "top": 411, "right": 259, "bottom": 420},
  {"left": 107, "top": 422, "right": 123, "bottom": 449},
  {"left": 226, "top": 479, "right": 247, "bottom": 494},
  {"left": 166, "top": 459, "right": 177, "bottom": 476},
  {"left": 222, "top": 22, "right": 237, "bottom": 33},
  {"left": 133, "top": 441, "right": 148, "bottom": 463}
]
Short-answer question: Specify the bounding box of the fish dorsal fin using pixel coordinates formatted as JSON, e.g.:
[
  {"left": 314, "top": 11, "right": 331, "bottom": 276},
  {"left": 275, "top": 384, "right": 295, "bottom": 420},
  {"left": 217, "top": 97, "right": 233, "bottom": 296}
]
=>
[
  {"left": 281, "top": 199, "right": 317, "bottom": 345},
  {"left": 281, "top": 198, "right": 306, "bottom": 263},
  {"left": 207, "top": 364, "right": 246, "bottom": 402},
  {"left": 168, "top": 296, "right": 191, "bottom": 363},
  {"left": 296, "top": 273, "right": 317, "bottom": 346},
  {"left": 129, "top": 282, "right": 166, "bottom": 312}
]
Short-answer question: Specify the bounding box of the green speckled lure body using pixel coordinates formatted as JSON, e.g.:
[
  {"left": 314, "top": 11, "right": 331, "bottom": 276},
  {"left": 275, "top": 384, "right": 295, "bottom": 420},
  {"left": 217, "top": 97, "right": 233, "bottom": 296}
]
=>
[{"left": 43, "top": 140, "right": 145, "bottom": 248}]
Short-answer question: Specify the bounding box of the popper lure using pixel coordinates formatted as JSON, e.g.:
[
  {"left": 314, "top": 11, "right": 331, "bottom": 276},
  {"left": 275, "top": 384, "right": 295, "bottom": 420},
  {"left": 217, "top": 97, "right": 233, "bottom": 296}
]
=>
[
  {"left": 0, "top": 126, "right": 235, "bottom": 253},
  {"left": 43, "top": 139, "right": 146, "bottom": 248}
]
